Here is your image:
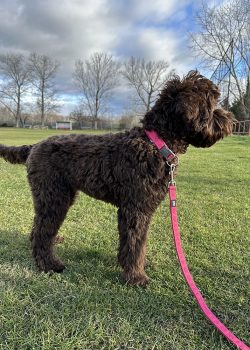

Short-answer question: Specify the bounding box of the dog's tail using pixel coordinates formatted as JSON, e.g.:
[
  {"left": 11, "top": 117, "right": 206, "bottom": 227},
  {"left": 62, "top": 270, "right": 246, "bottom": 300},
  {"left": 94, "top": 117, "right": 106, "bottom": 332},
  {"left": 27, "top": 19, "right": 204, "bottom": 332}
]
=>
[{"left": 0, "top": 144, "right": 32, "bottom": 164}]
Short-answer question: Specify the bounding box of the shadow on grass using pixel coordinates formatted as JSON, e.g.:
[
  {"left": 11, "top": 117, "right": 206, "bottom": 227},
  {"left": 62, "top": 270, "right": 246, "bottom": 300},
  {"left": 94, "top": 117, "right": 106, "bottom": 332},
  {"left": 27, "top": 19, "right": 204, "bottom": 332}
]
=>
[
  {"left": 0, "top": 228, "right": 248, "bottom": 292},
  {"left": 0, "top": 229, "right": 248, "bottom": 349},
  {"left": 0, "top": 229, "right": 118, "bottom": 281}
]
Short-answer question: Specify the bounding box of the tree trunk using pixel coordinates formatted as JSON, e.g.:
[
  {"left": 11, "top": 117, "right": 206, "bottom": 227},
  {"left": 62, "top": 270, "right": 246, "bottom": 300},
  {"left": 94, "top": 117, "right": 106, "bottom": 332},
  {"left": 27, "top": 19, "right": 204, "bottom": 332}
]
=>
[
  {"left": 41, "top": 81, "right": 45, "bottom": 127},
  {"left": 146, "top": 89, "right": 153, "bottom": 112},
  {"left": 94, "top": 119, "right": 98, "bottom": 130},
  {"left": 16, "top": 88, "right": 21, "bottom": 128},
  {"left": 244, "top": 75, "right": 250, "bottom": 119}
]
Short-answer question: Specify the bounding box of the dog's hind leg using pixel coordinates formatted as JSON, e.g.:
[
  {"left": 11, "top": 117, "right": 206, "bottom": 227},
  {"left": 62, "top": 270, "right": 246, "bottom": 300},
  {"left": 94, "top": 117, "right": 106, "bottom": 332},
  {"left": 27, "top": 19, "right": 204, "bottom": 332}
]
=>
[
  {"left": 29, "top": 175, "right": 75, "bottom": 273},
  {"left": 117, "top": 206, "right": 152, "bottom": 286}
]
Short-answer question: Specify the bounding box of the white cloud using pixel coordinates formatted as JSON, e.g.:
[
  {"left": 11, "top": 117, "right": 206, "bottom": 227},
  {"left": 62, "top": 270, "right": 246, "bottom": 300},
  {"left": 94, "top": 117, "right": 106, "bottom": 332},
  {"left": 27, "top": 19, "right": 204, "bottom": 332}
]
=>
[
  {"left": 0, "top": 0, "right": 194, "bottom": 61},
  {"left": 138, "top": 28, "right": 182, "bottom": 60},
  {"left": 0, "top": 0, "right": 200, "bottom": 114}
]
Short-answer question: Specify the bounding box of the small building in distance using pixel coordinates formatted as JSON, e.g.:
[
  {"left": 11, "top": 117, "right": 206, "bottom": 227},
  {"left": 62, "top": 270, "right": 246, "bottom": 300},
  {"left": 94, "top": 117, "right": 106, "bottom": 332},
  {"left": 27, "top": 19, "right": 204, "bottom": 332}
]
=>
[{"left": 56, "top": 121, "right": 73, "bottom": 130}]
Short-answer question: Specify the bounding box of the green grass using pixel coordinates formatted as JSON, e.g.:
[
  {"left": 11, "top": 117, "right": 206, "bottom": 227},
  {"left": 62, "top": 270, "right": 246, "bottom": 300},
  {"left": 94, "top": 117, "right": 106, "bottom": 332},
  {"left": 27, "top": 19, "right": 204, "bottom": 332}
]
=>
[{"left": 0, "top": 128, "right": 249, "bottom": 350}]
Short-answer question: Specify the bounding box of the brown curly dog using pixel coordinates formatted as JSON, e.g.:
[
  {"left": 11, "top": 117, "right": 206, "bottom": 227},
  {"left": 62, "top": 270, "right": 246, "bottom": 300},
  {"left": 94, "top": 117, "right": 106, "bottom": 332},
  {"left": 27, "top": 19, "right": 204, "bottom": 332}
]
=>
[{"left": 0, "top": 71, "right": 233, "bottom": 286}]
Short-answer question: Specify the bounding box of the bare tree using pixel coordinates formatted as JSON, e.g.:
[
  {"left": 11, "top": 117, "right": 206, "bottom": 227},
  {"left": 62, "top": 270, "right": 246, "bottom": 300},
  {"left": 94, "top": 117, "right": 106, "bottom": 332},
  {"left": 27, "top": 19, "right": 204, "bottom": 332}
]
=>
[
  {"left": 70, "top": 106, "right": 92, "bottom": 129},
  {"left": 190, "top": 0, "right": 250, "bottom": 118},
  {"left": 122, "top": 57, "right": 174, "bottom": 113},
  {"left": 74, "top": 52, "right": 120, "bottom": 129},
  {"left": 0, "top": 53, "right": 30, "bottom": 127},
  {"left": 29, "top": 53, "right": 60, "bottom": 126}
]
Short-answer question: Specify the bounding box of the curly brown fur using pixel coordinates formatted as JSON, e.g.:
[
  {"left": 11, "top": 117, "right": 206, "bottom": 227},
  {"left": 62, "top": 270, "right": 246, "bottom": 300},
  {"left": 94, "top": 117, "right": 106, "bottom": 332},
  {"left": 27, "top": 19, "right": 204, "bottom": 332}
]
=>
[{"left": 0, "top": 71, "right": 233, "bottom": 286}]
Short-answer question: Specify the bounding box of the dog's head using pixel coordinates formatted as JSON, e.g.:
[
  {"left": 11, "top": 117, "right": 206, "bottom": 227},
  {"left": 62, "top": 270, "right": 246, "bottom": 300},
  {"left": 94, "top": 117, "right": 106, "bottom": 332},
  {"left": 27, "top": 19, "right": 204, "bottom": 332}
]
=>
[{"left": 143, "top": 71, "right": 234, "bottom": 148}]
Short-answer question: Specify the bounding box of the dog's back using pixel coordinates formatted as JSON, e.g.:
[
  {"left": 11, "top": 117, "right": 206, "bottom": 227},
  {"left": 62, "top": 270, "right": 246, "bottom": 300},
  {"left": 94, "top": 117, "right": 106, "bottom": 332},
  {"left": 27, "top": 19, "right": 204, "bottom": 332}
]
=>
[{"left": 24, "top": 129, "right": 165, "bottom": 206}]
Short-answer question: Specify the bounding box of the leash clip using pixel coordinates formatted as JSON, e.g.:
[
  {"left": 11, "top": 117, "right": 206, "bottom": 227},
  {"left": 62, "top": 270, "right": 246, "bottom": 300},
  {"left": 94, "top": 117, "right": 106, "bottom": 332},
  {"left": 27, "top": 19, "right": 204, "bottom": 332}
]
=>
[{"left": 169, "top": 163, "right": 176, "bottom": 186}]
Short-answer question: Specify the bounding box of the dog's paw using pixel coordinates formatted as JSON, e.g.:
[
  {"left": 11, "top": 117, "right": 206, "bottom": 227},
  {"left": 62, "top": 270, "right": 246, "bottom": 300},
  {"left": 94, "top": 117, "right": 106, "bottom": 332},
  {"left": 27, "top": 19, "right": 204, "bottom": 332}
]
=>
[
  {"left": 36, "top": 256, "right": 65, "bottom": 273},
  {"left": 122, "top": 271, "right": 150, "bottom": 287},
  {"left": 50, "top": 261, "right": 65, "bottom": 273}
]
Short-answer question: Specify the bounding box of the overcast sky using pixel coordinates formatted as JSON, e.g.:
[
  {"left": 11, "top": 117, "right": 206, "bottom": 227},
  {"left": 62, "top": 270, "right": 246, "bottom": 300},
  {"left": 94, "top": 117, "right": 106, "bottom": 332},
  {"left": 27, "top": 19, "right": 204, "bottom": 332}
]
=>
[{"left": 0, "top": 0, "right": 223, "bottom": 115}]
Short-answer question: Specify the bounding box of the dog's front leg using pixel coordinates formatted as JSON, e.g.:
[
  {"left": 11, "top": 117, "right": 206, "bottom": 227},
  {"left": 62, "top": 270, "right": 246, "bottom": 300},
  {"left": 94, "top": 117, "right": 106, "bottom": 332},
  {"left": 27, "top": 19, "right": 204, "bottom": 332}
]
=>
[{"left": 117, "top": 206, "right": 152, "bottom": 286}]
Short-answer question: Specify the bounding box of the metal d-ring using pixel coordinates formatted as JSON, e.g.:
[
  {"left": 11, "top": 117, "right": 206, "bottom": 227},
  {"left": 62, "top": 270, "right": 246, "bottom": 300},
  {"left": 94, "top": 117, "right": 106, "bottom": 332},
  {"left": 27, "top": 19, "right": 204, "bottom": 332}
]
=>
[{"left": 167, "top": 154, "right": 179, "bottom": 167}]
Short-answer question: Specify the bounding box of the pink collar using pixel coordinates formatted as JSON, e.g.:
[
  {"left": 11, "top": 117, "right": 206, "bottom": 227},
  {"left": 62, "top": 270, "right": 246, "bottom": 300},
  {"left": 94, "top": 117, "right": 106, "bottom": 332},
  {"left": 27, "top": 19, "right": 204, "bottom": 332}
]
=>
[{"left": 145, "top": 129, "right": 176, "bottom": 162}]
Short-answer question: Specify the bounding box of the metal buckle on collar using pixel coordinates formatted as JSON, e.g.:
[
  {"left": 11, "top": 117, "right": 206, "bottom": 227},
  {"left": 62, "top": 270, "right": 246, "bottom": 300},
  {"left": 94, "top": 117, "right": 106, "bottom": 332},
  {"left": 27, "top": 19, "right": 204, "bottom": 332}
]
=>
[{"left": 160, "top": 145, "right": 176, "bottom": 162}]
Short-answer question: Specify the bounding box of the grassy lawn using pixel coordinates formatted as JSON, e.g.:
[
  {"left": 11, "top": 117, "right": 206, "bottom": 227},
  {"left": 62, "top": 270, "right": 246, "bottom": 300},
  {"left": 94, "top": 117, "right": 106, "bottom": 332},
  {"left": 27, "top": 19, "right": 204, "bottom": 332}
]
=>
[{"left": 0, "top": 128, "right": 249, "bottom": 350}]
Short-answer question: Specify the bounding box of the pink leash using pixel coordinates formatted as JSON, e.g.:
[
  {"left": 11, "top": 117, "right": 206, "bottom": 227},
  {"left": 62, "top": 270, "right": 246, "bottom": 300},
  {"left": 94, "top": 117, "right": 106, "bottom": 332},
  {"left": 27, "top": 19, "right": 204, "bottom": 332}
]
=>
[
  {"left": 145, "top": 129, "right": 249, "bottom": 349},
  {"left": 169, "top": 182, "right": 249, "bottom": 349}
]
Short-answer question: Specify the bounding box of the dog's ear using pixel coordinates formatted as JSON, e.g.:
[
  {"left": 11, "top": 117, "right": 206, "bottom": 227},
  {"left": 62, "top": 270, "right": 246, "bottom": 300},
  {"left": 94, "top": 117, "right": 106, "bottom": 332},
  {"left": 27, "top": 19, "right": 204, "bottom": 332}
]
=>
[
  {"left": 188, "top": 108, "right": 234, "bottom": 147},
  {"left": 205, "top": 108, "right": 233, "bottom": 144}
]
